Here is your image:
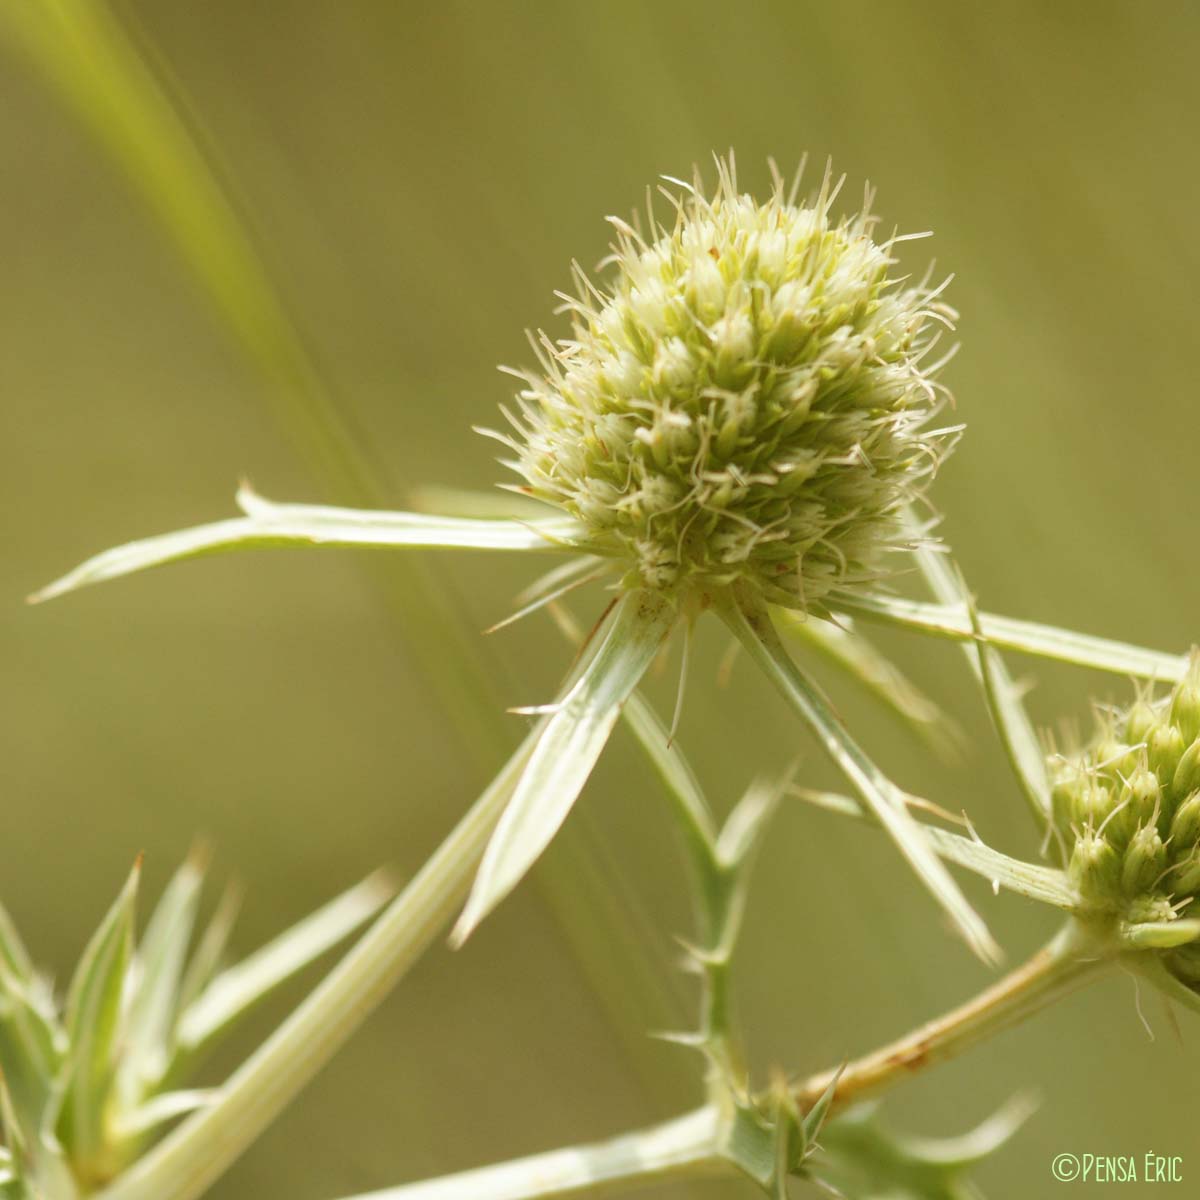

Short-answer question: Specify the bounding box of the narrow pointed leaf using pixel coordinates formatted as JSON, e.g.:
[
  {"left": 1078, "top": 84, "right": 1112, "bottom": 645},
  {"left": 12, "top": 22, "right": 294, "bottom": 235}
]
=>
[
  {"left": 717, "top": 778, "right": 783, "bottom": 871},
  {"left": 620, "top": 692, "right": 725, "bottom": 941},
  {"left": 905, "top": 535, "right": 1053, "bottom": 835},
  {"left": 31, "top": 488, "right": 585, "bottom": 604},
  {"left": 237, "top": 487, "right": 584, "bottom": 551},
  {"left": 926, "top": 832, "right": 1075, "bottom": 911},
  {"left": 546, "top": 602, "right": 728, "bottom": 943},
  {"left": 705, "top": 777, "right": 785, "bottom": 966},
  {"left": 801, "top": 1065, "right": 845, "bottom": 1149},
  {"left": 960, "top": 586, "right": 1053, "bottom": 831},
  {"left": 1122, "top": 919, "right": 1200, "bottom": 950},
  {"left": 833, "top": 591, "right": 1186, "bottom": 682},
  {"left": 795, "top": 788, "right": 1077, "bottom": 911},
  {"left": 58, "top": 860, "right": 139, "bottom": 1164},
  {"left": 485, "top": 564, "right": 609, "bottom": 635},
  {"left": 780, "top": 613, "right": 960, "bottom": 758},
  {"left": 175, "top": 870, "right": 395, "bottom": 1058},
  {"left": 176, "top": 882, "right": 242, "bottom": 1018},
  {"left": 721, "top": 598, "right": 1000, "bottom": 965},
  {"left": 898, "top": 1093, "right": 1039, "bottom": 1169},
  {"left": 409, "top": 485, "right": 561, "bottom": 521},
  {"left": 622, "top": 692, "right": 720, "bottom": 855},
  {"left": 112, "top": 1091, "right": 214, "bottom": 1143},
  {"left": 545, "top": 603, "right": 720, "bottom": 861},
  {"left": 815, "top": 1097, "right": 1034, "bottom": 1198},
  {"left": 453, "top": 591, "right": 676, "bottom": 945},
  {"left": 122, "top": 854, "right": 205, "bottom": 1095},
  {"left": 1133, "top": 955, "right": 1200, "bottom": 1018},
  {"left": 327, "top": 1106, "right": 724, "bottom": 1200}
]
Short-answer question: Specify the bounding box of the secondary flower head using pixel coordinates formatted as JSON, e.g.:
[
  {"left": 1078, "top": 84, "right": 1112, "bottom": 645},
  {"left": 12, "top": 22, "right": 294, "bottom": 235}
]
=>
[
  {"left": 497, "top": 156, "right": 956, "bottom": 611},
  {"left": 1050, "top": 654, "right": 1200, "bottom": 981}
]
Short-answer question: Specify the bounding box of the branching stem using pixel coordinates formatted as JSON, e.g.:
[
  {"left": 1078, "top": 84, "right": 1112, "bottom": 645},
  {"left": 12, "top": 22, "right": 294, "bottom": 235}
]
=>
[{"left": 793, "top": 920, "right": 1109, "bottom": 1115}]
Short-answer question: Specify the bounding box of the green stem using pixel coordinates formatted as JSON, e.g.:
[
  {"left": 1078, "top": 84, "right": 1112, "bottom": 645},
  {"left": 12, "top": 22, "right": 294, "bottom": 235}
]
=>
[
  {"left": 95, "top": 736, "right": 535, "bottom": 1200},
  {"left": 793, "top": 920, "right": 1109, "bottom": 1115},
  {"left": 329, "top": 1107, "right": 728, "bottom": 1200},
  {"left": 312, "top": 922, "right": 1108, "bottom": 1200}
]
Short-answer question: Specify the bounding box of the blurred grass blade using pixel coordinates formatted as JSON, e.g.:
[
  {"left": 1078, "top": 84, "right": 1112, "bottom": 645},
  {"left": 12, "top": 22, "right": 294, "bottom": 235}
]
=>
[
  {"left": 330, "top": 1106, "right": 725, "bottom": 1200},
  {"left": 833, "top": 590, "right": 1187, "bottom": 682},
  {"left": 795, "top": 788, "right": 1076, "bottom": 910},
  {"left": 779, "top": 611, "right": 961, "bottom": 759},
  {"left": 453, "top": 592, "right": 676, "bottom": 945},
  {"left": 122, "top": 855, "right": 205, "bottom": 1095},
  {"left": 58, "top": 860, "right": 140, "bottom": 1166},
  {"left": 720, "top": 596, "right": 1000, "bottom": 966},
  {"left": 0, "top": 0, "right": 372, "bottom": 493},
  {"left": 175, "top": 871, "right": 395, "bottom": 1059},
  {"left": 31, "top": 488, "right": 584, "bottom": 604}
]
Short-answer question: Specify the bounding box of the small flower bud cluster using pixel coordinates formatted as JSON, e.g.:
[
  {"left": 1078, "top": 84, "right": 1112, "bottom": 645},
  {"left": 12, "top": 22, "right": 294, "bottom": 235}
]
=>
[
  {"left": 1051, "top": 655, "right": 1200, "bottom": 941},
  {"left": 497, "top": 157, "right": 956, "bottom": 611}
]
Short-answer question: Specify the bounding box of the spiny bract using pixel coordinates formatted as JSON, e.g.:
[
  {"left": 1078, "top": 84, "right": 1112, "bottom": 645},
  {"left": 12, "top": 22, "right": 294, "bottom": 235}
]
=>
[
  {"left": 1050, "top": 653, "right": 1200, "bottom": 982},
  {"left": 493, "top": 156, "right": 957, "bottom": 611}
]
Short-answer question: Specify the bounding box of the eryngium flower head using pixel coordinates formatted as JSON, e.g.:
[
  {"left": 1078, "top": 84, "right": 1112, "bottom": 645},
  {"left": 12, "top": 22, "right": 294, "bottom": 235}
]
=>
[
  {"left": 1050, "top": 653, "right": 1200, "bottom": 970},
  {"left": 494, "top": 157, "right": 956, "bottom": 611}
]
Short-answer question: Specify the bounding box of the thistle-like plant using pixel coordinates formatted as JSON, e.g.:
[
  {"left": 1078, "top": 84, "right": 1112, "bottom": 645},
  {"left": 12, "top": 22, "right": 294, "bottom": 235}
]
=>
[
  {"left": 0, "top": 855, "right": 390, "bottom": 1198},
  {"left": 33, "top": 158, "right": 991, "bottom": 961},
  {"left": 20, "top": 136, "right": 1199, "bottom": 1200}
]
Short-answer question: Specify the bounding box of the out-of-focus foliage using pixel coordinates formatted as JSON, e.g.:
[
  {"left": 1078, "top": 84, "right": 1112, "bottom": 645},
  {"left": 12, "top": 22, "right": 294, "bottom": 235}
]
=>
[{"left": 0, "top": 857, "right": 389, "bottom": 1194}]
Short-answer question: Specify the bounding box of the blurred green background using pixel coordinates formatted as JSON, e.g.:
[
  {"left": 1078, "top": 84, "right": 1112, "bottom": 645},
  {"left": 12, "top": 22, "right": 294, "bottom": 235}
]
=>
[{"left": 2, "top": 1, "right": 1197, "bottom": 1195}]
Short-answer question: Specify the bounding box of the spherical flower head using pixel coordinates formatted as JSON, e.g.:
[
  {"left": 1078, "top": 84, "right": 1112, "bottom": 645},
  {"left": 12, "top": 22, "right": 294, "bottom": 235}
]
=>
[
  {"left": 1050, "top": 653, "right": 1200, "bottom": 979},
  {"left": 496, "top": 157, "right": 957, "bottom": 612}
]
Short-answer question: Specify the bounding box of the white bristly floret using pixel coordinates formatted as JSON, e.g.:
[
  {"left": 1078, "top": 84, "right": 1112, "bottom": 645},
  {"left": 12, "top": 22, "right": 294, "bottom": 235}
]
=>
[{"left": 489, "top": 155, "right": 958, "bottom": 612}]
